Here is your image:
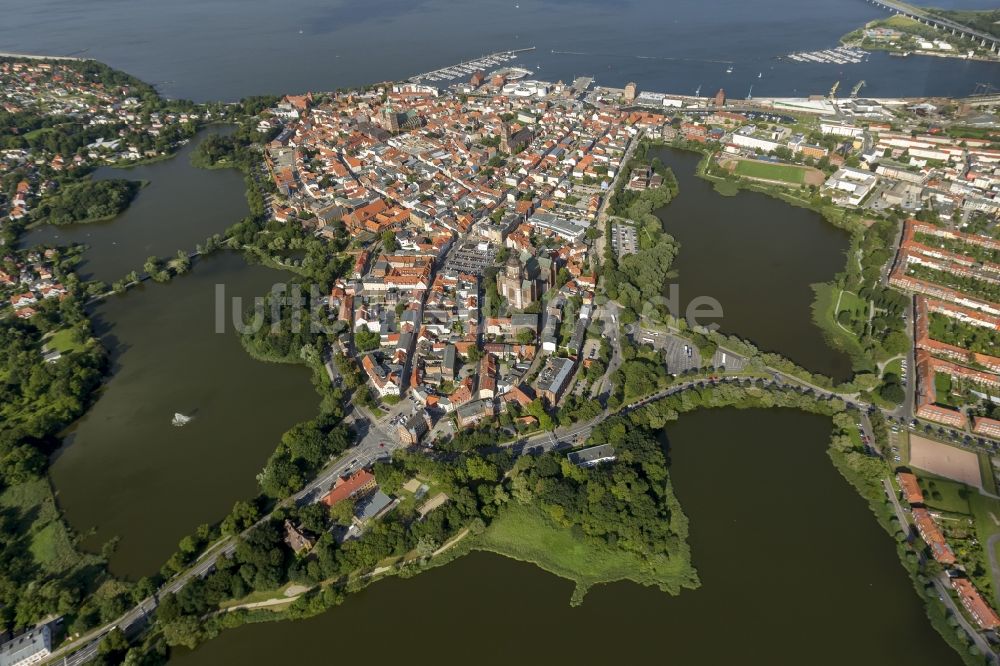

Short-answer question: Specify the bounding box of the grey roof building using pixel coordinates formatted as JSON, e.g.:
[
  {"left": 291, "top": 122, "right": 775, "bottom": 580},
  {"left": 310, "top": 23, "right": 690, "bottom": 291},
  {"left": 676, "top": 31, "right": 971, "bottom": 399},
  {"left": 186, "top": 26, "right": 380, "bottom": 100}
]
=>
[
  {"left": 536, "top": 356, "right": 576, "bottom": 404},
  {"left": 568, "top": 444, "right": 616, "bottom": 468},
  {"left": 0, "top": 625, "right": 52, "bottom": 666},
  {"left": 568, "top": 320, "right": 588, "bottom": 355},
  {"left": 442, "top": 344, "right": 457, "bottom": 380},
  {"left": 510, "top": 313, "right": 539, "bottom": 332},
  {"left": 354, "top": 490, "right": 395, "bottom": 524}
]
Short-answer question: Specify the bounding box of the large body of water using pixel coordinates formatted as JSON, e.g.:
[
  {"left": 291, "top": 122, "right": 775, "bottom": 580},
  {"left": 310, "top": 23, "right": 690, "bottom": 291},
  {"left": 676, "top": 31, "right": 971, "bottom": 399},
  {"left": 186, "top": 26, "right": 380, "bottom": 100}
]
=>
[
  {"left": 20, "top": 127, "right": 247, "bottom": 284},
  {"left": 1, "top": 0, "right": 997, "bottom": 102},
  {"left": 654, "top": 147, "right": 854, "bottom": 381},
  {"left": 50, "top": 252, "right": 319, "bottom": 578},
  {"left": 170, "top": 409, "right": 959, "bottom": 665},
  {"left": 8, "top": 0, "right": 991, "bottom": 658}
]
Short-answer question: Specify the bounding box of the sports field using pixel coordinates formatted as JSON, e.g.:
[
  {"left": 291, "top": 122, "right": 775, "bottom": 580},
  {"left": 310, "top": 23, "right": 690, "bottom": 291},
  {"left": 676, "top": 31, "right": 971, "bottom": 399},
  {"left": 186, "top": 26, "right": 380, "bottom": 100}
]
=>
[
  {"left": 733, "top": 159, "right": 809, "bottom": 184},
  {"left": 909, "top": 435, "right": 983, "bottom": 490}
]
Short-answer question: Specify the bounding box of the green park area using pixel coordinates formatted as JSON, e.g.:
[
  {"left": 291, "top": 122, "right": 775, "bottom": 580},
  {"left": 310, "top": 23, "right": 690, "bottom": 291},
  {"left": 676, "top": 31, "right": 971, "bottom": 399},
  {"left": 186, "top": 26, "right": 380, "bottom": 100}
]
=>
[
  {"left": 733, "top": 159, "right": 808, "bottom": 184},
  {"left": 884, "top": 358, "right": 903, "bottom": 378},
  {"left": 1, "top": 477, "right": 102, "bottom": 576},
  {"left": 811, "top": 283, "right": 870, "bottom": 369},
  {"left": 934, "top": 372, "right": 954, "bottom": 405},
  {"left": 44, "top": 328, "right": 88, "bottom": 355},
  {"left": 915, "top": 471, "right": 1000, "bottom": 601},
  {"left": 475, "top": 504, "right": 697, "bottom": 604}
]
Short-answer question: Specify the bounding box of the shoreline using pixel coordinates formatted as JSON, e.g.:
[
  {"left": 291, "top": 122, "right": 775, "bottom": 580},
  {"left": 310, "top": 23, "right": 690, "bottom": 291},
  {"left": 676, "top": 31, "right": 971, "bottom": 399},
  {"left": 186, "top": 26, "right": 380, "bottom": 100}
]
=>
[{"left": 0, "top": 51, "right": 89, "bottom": 61}]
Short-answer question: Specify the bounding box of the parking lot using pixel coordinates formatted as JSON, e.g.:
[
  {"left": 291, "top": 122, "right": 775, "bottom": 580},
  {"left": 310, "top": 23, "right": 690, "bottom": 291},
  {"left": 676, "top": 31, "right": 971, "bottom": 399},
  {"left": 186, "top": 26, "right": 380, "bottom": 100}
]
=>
[
  {"left": 442, "top": 239, "right": 497, "bottom": 276},
  {"left": 633, "top": 327, "right": 746, "bottom": 374},
  {"left": 611, "top": 222, "right": 638, "bottom": 260},
  {"left": 710, "top": 347, "right": 745, "bottom": 372},
  {"left": 581, "top": 338, "right": 602, "bottom": 361},
  {"left": 635, "top": 328, "right": 699, "bottom": 373}
]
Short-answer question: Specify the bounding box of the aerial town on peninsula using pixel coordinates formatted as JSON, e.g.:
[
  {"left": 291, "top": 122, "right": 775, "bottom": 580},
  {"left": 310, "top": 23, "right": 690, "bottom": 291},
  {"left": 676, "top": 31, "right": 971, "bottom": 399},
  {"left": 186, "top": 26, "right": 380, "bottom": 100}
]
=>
[{"left": 1, "top": 32, "right": 1000, "bottom": 665}]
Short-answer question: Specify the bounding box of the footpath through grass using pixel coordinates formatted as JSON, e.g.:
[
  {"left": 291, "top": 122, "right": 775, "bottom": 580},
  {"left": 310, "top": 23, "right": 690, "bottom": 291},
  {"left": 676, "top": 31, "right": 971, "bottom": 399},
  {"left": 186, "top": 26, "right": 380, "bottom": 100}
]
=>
[
  {"left": 811, "top": 283, "right": 869, "bottom": 369},
  {"left": 475, "top": 504, "right": 698, "bottom": 604}
]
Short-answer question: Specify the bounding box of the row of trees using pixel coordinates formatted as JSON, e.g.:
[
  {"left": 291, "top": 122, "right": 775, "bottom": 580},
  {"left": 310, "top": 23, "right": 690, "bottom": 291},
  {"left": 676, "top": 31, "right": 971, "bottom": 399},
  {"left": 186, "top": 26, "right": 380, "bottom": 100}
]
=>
[
  {"left": 603, "top": 151, "right": 681, "bottom": 321},
  {"left": 0, "top": 281, "right": 110, "bottom": 635}
]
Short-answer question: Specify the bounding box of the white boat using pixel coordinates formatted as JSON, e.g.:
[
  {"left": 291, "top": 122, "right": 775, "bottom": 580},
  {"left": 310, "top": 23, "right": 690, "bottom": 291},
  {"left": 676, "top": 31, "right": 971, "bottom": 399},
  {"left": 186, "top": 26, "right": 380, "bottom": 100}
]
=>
[
  {"left": 172, "top": 412, "right": 193, "bottom": 427},
  {"left": 726, "top": 64, "right": 733, "bottom": 73}
]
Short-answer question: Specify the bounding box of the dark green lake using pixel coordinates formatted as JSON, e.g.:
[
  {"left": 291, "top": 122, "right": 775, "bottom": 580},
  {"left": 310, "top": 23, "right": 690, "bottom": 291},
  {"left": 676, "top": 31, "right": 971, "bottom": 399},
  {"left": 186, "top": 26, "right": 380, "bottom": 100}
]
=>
[
  {"left": 169, "top": 408, "right": 958, "bottom": 665},
  {"left": 49, "top": 252, "right": 319, "bottom": 578},
  {"left": 20, "top": 127, "right": 248, "bottom": 285},
  {"left": 653, "top": 147, "right": 854, "bottom": 382}
]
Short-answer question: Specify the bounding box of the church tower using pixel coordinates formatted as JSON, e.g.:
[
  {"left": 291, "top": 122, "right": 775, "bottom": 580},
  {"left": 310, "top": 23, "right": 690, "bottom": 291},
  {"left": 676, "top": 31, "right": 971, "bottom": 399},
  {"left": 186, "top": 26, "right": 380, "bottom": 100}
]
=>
[
  {"left": 499, "top": 122, "right": 513, "bottom": 153},
  {"left": 381, "top": 104, "right": 400, "bottom": 133}
]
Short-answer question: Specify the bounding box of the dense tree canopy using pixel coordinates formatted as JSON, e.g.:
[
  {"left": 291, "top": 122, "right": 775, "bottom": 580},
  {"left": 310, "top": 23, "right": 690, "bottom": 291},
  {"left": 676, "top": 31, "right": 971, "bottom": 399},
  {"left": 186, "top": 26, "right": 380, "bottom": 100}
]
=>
[{"left": 36, "top": 179, "right": 140, "bottom": 225}]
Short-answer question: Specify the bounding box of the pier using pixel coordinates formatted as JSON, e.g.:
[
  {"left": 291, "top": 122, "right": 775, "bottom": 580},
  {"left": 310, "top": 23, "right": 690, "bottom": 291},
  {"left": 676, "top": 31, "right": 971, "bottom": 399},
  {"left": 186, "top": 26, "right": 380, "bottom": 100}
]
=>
[{"left": 408, "top": 46, "right": 536, "bottom": 84}]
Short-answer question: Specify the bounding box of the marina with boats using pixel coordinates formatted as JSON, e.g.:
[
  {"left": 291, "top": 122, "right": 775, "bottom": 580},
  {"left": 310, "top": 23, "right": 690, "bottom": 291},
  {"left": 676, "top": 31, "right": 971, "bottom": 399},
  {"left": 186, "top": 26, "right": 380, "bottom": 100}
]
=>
[
  {"left": 783, "top": 45, "right": 870, "bottom": 64},
  {"left": 409, "top": 46, "right": 536, "bottom": 83}
]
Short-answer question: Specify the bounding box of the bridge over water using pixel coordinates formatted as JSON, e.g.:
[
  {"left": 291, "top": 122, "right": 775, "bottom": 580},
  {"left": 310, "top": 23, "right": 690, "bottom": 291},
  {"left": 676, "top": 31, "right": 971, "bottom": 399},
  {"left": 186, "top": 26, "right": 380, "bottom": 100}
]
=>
[{"left": 865, "top": 0, "right": 1000, "bottom": 52}]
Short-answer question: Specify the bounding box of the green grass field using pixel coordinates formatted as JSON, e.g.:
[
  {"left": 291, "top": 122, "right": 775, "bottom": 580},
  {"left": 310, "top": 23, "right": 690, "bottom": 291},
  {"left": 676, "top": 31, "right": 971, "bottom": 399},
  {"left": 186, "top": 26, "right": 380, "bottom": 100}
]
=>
[
  {"left": 734, "top": 160, "right": 808, "bottom": 184},
  {"left": 811, "top": 283, "right": 870, "bottom": 370},
  {"left": 24, "top": 127, "right": 56, "bottom": 141},
  {"left": 712, "top": 180, "right": 739, "bottom": 196},
  {"left": 898, "top": 429, "right": 911, "bottom": 465},
  {"left": 919, "top": 474, "right": 973, "bottom": 515},
  {"left": 44, "top": 328, "right": 87, "bottom": 355},
  {"left": 836, "top": 289, "right": 867, "bottom": 325},
  {"left": 475, "top": 504, "right": 699, "bottom": 604},
  {"left": 916, "top": 471, "right": 1000, "bottom": 603},
  {"left": 0, "top": 478, "right": 101, "bottom": 575},
  {"left": 934, "top": 372, "right": 953, "bottom": 405}
]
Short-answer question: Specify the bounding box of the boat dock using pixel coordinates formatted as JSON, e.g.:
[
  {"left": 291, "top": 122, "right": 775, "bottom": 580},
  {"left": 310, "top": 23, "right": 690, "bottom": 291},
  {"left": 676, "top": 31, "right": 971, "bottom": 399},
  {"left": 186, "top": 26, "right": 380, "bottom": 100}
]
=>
[
  {"left": 409, "top": 46, "right": 536, "bottom": 83},
  {"left": 783, "top": 45, "right": 869, "bottom": 64}
]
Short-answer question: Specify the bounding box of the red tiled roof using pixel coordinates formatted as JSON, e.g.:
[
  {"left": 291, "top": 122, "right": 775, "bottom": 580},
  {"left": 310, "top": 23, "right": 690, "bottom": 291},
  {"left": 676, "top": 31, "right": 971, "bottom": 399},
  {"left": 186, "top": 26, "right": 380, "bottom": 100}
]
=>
[{"left": 321, "top": 469, "right": 376, "bottom": 506}]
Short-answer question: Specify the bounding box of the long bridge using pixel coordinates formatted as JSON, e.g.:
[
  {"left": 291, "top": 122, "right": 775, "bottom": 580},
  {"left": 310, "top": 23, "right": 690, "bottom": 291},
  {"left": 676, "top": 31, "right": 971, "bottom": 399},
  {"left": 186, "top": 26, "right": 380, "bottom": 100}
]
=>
[{"left": 864, "top": 0, "right": 1000, "bottom": 53}]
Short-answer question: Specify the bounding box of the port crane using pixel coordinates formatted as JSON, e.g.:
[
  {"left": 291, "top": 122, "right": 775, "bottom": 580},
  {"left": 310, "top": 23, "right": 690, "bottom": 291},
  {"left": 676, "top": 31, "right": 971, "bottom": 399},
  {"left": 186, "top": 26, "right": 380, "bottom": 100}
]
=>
[
  {"left": 850, "top": 80, "right": 866, "bottom": 98},
  {"left": 828, "top": 80, "right": 840, "bottom": 99}
]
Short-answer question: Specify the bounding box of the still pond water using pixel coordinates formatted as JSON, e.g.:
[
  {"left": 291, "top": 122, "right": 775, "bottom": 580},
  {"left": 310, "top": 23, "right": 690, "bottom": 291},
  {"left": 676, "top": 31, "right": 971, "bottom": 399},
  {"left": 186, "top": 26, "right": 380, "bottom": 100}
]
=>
[
  {"left": 21, "top": 127, "right": 247, "bottom": 285},
  {"left": 169, "top": 409, "right": 958, "bottom": 665},
  {"left": 654, "top": 147, "right": 854, "bottom": 381}
]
